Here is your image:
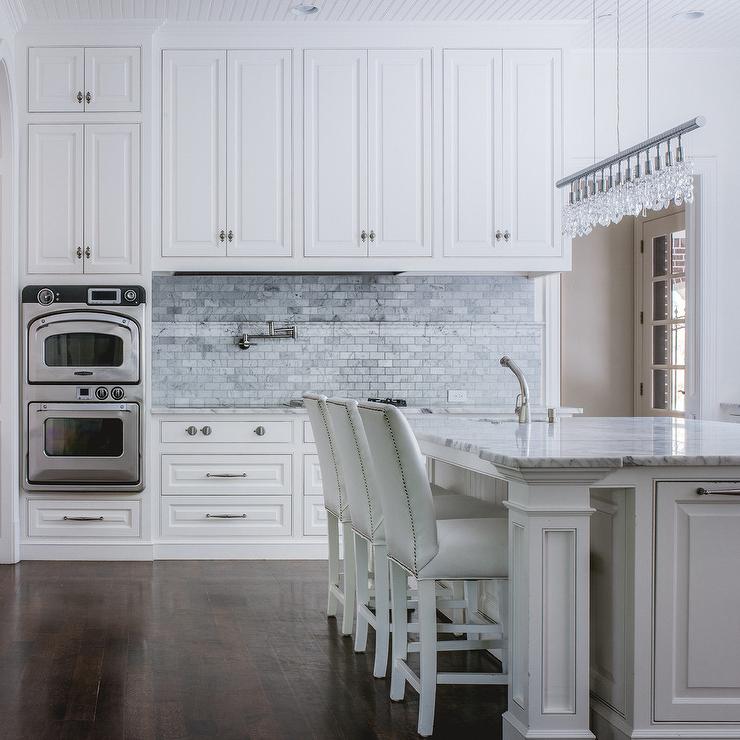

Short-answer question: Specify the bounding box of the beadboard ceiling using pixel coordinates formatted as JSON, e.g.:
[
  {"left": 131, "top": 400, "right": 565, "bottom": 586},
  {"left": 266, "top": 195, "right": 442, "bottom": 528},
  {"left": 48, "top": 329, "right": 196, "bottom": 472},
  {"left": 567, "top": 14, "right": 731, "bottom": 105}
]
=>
[{"left": 9, "top": 0, "right": 740, "bottom": 48}]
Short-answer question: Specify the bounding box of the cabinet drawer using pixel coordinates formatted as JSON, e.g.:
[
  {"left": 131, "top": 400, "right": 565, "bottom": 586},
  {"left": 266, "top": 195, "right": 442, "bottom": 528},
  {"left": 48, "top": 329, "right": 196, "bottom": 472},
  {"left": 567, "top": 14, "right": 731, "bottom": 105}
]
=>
[
  {"left": 27, "top": 499, "right": 141, "bottom": 538},
  {"left": 161, "top": 496, "right": 291, "bottom": 537},
  {"left": 161, "top": 420, "right": 293, "bottom": 444},
  {"left": 304, "top": 495, "right": 328, "bottom": 536},
  {"left": 303, "top": 454, "right": 323, "bottom": 495},
  {"left": 161, "top": 454, "right": 291, "bottom": 495}
]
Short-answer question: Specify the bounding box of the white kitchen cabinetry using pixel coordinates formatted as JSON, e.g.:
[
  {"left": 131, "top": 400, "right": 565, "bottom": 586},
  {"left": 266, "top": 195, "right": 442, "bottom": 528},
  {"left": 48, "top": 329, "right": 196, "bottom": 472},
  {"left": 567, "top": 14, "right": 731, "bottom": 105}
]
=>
[
  {"left": 29, "top": 47, "right": 141, "bottom": 112},
  {"left": 443, "top": 49, "right": 562, "bottom": 259},
  {"left": 304, "top": 48, "right": 431, "bottom": 258},
  {"left": 28, "top": 123, "right": 140, "bottom": 274},
  {"left": 162, "top": 49, "right": 291, "bottom": 259},
  {"left": 654, "top": 480, "right": 740, "bottom": 722}
]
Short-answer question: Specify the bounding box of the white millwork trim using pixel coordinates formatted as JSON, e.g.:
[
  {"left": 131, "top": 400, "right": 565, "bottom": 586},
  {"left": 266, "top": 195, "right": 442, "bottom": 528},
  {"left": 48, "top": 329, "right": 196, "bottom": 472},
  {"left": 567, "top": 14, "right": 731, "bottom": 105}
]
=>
[
  {"left": 154, "top": 541, "right": 329, "bottom": 559},
  {"left": 21, "top": 542, "right": 155, "bottom": 560}
]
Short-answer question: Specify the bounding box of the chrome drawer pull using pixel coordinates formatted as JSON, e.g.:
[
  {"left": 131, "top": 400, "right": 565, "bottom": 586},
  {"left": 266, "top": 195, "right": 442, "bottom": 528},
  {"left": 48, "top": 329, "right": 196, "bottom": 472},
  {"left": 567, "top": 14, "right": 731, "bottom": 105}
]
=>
[
  {"left": 63, "top": 516, "right": 104, "bottom": 521},
  {"left": 200, "top": 426, "right": 212, "bottom": 436},
  {"left": 254, "top": 426, "right": 266, "bottom": 436},
  {"left": 206, "top": 472, "right": 247, "bottom": 478},
  {"left": 697, "top": 487, "right": 740, "bottom": 496},
  {"left": 185, "top": 426, "right": 198, "bottom": 436},
  {"left": 206, "top": 513, "right": 247, "bottom": 519}
]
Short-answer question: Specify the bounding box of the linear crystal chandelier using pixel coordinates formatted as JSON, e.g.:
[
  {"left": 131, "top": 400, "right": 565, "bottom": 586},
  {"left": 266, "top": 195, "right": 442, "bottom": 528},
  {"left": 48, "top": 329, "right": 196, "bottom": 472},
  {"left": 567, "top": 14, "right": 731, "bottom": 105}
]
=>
[{"left": 558, "top": 0, "right": 703, "bottom": 238}]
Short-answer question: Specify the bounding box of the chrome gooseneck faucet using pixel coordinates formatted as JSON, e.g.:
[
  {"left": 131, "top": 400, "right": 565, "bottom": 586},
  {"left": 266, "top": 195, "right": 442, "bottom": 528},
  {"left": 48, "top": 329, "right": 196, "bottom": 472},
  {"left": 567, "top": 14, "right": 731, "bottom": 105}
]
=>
[{"left": 500, "top": 355, "right": 530, "bottom": 424}]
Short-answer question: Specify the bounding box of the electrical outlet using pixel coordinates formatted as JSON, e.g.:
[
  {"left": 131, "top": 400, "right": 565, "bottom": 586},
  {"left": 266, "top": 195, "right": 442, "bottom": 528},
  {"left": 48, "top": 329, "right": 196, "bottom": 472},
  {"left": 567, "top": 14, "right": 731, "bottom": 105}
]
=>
[{"left": 447, "top": 389, "right": 467, "bottom": 403}]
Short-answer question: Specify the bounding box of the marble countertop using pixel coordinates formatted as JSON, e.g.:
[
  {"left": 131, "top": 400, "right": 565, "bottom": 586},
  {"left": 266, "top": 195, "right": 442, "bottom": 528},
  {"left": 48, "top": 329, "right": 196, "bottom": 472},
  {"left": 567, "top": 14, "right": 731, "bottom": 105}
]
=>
[
  {"left": 151, "top": 404, "right": 582, "bottom": 418},
  {"left": 409, "top": 415, "right": 740, "bottom": 469}
]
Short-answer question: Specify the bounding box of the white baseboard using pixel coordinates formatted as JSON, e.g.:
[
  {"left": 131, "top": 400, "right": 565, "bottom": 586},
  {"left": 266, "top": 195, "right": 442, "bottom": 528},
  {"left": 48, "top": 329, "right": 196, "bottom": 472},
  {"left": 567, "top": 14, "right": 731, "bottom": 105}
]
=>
[
  {"left": 154, "top": 541, "right": 329, "bottom": 559},
  {"left": 20, "top": 541, "right": 155, "bottom": 560}
]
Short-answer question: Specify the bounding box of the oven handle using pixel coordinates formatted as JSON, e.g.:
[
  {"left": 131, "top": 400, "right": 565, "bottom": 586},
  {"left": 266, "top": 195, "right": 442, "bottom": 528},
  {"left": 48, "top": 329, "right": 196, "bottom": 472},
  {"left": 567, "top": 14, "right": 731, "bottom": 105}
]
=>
[
  {"left": 63, "top": 516, "right": 105, "bottom": 521},
  {"left": 206, "top": 472, "right": 247, "bottom": 478},
  {"left": 206, "top": 513, "right": 248, "bottom": 519},
  {"left": 35, "top": 404, "right": 133, "bottom": 412}
]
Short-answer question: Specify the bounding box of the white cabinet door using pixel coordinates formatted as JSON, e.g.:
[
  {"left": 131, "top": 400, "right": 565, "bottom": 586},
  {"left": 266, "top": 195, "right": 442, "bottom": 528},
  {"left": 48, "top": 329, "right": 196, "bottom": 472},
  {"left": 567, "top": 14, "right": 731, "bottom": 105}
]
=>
[
  {"left": 228, "top": 50, "right": 291, "bottom": 257},
  {"left": 162, "top": 50, "right": 227, "bottom": 257},
  {"left": 304, "top": 49, "right": 367, "bottom": 257},
  {"left": 84, "top": 47, "right": 141, "bottom": 112},
  {"left": 654, "top": 480, "right": 740, "bottom": 721},
  {"left": 443, "top": 50, "right": 503, "bottom": 257},
  {"left": 28, "top": 125, "right": 84, "bottom": 274},
  {"left": 84, "top": 124, "right": 140, "bottom": 274},
  {"left": 368, "top": 50, "right": 431, "bottom": 258},
  {"left": 500, "top": 49, "right": 561, "bottom": 257},
  {"left": 28, "top": 47, "right": 84, "bottom": 112}
]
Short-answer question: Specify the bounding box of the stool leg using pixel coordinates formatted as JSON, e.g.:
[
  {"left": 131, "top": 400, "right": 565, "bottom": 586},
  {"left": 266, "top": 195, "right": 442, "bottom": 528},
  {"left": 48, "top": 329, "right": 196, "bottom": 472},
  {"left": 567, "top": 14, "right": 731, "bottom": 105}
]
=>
[
  {"left": 341, "top": 521, "right": 356, "bottom": 636},
  {"left": 417, "top": 579, "right": 438, "bottom": 738},
  {"left": 354, "top": 533, "right": 370, "bottom": 653},
  {"left": 326, "top": 513, "right": 340, "bottom": 618},
  {"left": 464, "top": 580, "right": 480, "bottom": 641},
  {"left": 389, "top": 560, "right": 408, "bottom": 701},
  {"left": 372, "top": 544, "right": 390, "bottom": 678}
]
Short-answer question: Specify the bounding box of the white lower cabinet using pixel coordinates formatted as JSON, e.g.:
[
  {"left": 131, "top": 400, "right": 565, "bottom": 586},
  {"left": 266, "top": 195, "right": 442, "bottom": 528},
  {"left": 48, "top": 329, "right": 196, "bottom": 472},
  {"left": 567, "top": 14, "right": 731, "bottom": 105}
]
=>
[
  {"left": 303, "top": 496, "right": 328, "bottom": 536},
  {"left": 654, "top": 480, "right": 740, "bottom": 722},
  {"left": 27, "top": 499, "right": 141, "bottom": 538}
]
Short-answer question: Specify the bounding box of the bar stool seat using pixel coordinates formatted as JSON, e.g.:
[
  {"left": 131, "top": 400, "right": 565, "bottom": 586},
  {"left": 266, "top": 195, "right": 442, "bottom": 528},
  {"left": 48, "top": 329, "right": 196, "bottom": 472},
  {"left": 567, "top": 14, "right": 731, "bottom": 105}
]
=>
[{"left": 431, "top": 489, "right": 505, "bottom": 521}]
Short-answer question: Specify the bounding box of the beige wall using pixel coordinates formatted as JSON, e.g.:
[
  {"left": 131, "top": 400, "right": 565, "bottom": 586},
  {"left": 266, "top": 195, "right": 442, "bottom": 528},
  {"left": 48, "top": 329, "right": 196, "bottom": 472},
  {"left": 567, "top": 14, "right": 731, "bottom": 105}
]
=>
[{"left": 561, "top": 218, "right": 635, "bottom": 416}]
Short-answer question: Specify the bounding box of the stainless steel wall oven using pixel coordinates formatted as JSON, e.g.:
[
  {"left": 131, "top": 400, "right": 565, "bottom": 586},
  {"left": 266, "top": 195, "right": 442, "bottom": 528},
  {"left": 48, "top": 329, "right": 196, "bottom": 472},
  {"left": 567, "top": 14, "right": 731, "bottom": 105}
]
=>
[{"left": 22, "top": 285, "right": 146, "bottom": 492}]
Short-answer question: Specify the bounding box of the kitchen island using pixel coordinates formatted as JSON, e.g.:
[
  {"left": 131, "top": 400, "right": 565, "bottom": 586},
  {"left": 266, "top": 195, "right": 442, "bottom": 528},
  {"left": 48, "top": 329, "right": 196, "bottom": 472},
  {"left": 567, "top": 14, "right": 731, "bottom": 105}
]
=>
[{"left": 409, "top": 416, "right": 740, "bottom": 740}]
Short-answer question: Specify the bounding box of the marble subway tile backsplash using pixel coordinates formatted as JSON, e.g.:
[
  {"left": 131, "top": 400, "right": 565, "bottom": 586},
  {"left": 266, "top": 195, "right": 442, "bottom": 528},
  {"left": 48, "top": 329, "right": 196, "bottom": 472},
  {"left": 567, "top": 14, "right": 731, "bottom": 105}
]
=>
[{"left": 152, "top": 275, "right": 542, "bottom": 407}]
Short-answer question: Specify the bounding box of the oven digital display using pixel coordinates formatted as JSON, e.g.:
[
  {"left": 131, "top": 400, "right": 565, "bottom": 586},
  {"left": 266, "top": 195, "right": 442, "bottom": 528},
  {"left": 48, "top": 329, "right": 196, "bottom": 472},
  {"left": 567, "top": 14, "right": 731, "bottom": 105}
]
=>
[
  {"left": 44, "top": 418, "right": 124, "bottom": 457},
  {"left": 88, "top": 289, "right": 120, "bottom": 304},
  {"left": 45, "top": 333, "right": 124, "bottom": 367}
]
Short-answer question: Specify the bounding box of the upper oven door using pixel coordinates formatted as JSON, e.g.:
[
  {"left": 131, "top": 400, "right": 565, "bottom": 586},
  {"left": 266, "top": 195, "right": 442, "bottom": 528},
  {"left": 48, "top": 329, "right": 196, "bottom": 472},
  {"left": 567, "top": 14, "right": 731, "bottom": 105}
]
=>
[
  {"left": 27, "top": 402, "right": 140, "bottom": 485},
  {"left": 28, "top": 311, "right": 140, "bottom": 384}
]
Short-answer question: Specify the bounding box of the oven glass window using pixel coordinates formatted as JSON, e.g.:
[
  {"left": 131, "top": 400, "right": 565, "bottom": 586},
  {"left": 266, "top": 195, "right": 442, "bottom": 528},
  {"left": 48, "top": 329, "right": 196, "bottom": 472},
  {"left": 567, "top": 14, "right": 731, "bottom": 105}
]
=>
[
  {"left": 44, "top": 333, "right": 124, "bottom": 367},
  {"left": 44, "top": 418, "right": 124, "bottom": 457}
]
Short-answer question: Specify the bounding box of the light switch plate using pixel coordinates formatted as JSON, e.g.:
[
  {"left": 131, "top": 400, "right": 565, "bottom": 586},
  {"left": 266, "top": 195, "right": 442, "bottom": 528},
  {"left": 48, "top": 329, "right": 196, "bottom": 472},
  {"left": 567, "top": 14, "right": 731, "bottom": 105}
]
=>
[{"left": 447, "top": 389, "right": 467, "bottom": 403}]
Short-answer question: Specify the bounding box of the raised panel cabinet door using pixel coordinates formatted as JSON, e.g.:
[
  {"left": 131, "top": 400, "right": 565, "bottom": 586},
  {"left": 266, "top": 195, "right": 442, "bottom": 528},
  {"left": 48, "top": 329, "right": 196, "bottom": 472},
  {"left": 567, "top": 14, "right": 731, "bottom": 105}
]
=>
[
  {"left": 27, "top": 125, "right": 84, "bottom": 273},
  {"left": 162, "top": 50, "right": 227, "bottom": 257},
  {"left": 654, "top": 481, "right": 740, "bottom": 721},
  {"left": 84, "top": 47, "right": 141, "bottom": 112},
  {"left": 304, "top": 49, "right": 367, "bottom": 257},
  {"left": 443, "top": 49, "right": 503, "bottom": 257},
  {"left": 368, "top": 49, "right": 431, "bottom": 258},
  {"left": 227, "top": 50, "right": 291, "bottom": 257},
  {"left": 84, "top": 124, "right": 140, "bottom": 274},
  {"left": 501, "top": 49, "right": 562, "bottom": 257},
  {"left": 28, "top": 47, "right": 84, "bottom": 112}
]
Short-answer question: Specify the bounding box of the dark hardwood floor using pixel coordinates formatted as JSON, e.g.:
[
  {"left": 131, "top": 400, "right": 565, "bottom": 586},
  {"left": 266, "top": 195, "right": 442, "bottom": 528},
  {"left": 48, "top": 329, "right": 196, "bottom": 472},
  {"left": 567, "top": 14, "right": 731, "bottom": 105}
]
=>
[{"left": 0, "top": 561, "right": 506, "bottom": 739}]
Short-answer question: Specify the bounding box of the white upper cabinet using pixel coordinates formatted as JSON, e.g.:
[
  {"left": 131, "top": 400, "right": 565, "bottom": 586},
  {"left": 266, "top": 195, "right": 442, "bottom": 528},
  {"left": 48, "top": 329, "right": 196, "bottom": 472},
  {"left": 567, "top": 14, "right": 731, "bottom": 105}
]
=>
[
  {"left": 28, "top": 48, "right": 84, "bottom": 112},
  {"left": 162, "top": 50, "right": 227, "bottom": 257},
  {"left": 28, "top": 125, "right": 83, "bottom": 272},
  {"left": 228, "top": 50, "right": 291, "bottom": 257},
  {"left": 443, "top": 50, "right": 502, "bottom": 257},
  {"left": 304, "top": 49, "right": 367, "bottom": 258},
  {"left": 84, "top": 48, "right": 141, "bottom": 112},
  {"left": 368, "top": 50, "right": 431, "bottom": 258},
  {"left": 28, "top": 123, "right": 140, "bottom": 274},
  {"left": 501, "top": 49, "right": 561, "bottom": 257},
  {"left": 28, "top": 47, "right": 141, "bottom": 112},
  {"left": 84, "top": 124, "right": 140, "bottom": 273},
  {"left": 443, "top": 48, "right": 562, "bottom": 260}
]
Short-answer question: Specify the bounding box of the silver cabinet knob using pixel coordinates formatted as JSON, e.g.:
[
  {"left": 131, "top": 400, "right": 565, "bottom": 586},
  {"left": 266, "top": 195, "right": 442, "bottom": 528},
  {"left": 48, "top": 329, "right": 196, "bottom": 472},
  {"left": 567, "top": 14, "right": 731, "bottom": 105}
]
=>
[
  {"left": 200, "top": 425, "right": 212, "bottom": 436},
  {"left": 254, "top": 426, "right": 266, "bottom": 436},
  {"left": 76, "top": 91, "right": 83, "bottom": 104},
  {"left": 227, "top": 230, "right": 234, "bottom": 242},
  {"left": 186, "top": 425, "right": 198, "bottom": 436},
  {"left": 495, "top": 230, "right": 503, "bottom": 241},
  {"left": 504, "top": 230, "right": 511, "bottom": 242},
  {"left": 76, "top": 246, "right": 83, "bottom": 259},
  {"left": 360, "top": 230, "right": 367, "bottom": 242},
  {"left": 369, "top": 230, "right": 376, "bottom": 242},
  {"left": 219, "top": 230, "right": 226, "bottom": 242},
  {"left": 84, "top": 246, "right": 91, "bottom": 259},
  {"left": 85, "top": 91, "right": 91, "bottom": 104}
]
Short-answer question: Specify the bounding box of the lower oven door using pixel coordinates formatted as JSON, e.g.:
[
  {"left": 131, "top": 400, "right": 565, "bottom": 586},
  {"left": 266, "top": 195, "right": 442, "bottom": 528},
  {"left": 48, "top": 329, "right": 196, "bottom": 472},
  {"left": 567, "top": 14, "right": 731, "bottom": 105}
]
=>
[{"left": 27, "top": 403, "right": 140, "bottom": 486}]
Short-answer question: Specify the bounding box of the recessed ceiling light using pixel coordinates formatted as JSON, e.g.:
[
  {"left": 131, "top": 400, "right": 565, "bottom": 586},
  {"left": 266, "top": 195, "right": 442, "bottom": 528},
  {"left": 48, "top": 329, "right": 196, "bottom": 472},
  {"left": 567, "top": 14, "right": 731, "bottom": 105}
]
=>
[
  {"left": 292, "top": 2, "right": 319, "bottom": 14},
  {"left": 672, "top": 9, "right": 705, "bottom": 20}
]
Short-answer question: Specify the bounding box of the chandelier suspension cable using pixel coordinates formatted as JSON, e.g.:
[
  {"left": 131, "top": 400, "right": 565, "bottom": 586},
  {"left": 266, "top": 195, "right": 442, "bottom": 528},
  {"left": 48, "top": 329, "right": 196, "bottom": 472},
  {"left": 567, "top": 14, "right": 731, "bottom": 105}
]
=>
[{"left": 616, "top": 0, "right": 621, "bottom": 152}]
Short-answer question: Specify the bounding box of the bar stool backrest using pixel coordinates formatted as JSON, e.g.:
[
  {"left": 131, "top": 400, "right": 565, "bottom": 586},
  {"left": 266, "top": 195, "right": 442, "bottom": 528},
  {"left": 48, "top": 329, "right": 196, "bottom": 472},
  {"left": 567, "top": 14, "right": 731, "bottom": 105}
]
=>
[
  {"left": 303, "top": 393, "right": 350, "bottom": 522},
  {"left": 357, "top": 401, "right": 439, "bottom": 575},
  {"left": 326, "top": 397, "right": 384, "bottom": 542}
]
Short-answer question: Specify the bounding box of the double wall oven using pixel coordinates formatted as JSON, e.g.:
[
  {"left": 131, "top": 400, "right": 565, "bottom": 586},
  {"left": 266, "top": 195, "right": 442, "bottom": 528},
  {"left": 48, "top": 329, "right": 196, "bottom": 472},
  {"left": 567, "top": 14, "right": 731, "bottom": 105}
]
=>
[{"left": 22, "top": 285, "right": 146, "bottom": 492}]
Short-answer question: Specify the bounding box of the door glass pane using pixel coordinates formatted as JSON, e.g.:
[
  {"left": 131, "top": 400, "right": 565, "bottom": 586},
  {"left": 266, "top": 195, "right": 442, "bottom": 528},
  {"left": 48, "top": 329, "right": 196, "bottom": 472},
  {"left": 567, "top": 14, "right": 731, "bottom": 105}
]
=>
[
  {"left": 44, "top": 418, "right": 124, "bottom": 457},
  {"left": 653, "top": 369, "right": 668, "bottom": 410},
  {"left": 671, "top": 369, "right": 686, "bottom": 412},
  {"left": 653, "top": 325, "right": 668, "bottom": 365},
  {"left": 653, "top": 280, "right": 668, "bottom": 321},
  {"left": 653, "top": 235, "right": 668, "bottom": 277},
  {"left": 671, "top": 276, "right": 686, "bottom": 320},
  {"left": 671, "top": 323, "right": 686, "bottom": 365},
  {"left": 45, "top": 333, "right": 124, "bottom": 367},
  {"left": 671, "top": 230, "right": 686, "bottom": 274}
]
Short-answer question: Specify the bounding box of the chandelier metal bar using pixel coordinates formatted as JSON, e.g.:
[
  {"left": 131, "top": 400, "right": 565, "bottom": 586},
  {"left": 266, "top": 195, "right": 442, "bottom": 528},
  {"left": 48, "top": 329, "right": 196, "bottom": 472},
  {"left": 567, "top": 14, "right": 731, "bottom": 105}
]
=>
[{"left": 555, "top": 115, "right": 705, "bottom": 188}]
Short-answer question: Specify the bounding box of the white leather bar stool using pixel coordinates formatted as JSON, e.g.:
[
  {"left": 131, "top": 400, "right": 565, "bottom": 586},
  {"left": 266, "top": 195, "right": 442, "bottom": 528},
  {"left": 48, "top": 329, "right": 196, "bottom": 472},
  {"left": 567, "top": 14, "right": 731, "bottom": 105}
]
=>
[
  {"left": 358, "top": 400, "right": 509, "bottom": 738},
  {"left": 303, "top": 392, "right": 356, "bottom": 636},
  {"left": 327, "top": 397, "right": 505, "bottom": 681}
]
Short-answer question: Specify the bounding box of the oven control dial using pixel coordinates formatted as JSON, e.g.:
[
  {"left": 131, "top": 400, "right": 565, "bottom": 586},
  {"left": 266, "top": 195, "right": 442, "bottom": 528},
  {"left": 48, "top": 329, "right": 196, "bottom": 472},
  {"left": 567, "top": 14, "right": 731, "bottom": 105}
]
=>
[
  {"left": 95, "top": 387, "right": 109, "bottom": 400},
  {"left": 37, "top": 288, "right": 55, "bottom": 306},
  {"left": 124, "top": 289, "right": 137, "bottom": 303},
  {"left": 110, "top": 387, "right": 125, "bottom": 401}
]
